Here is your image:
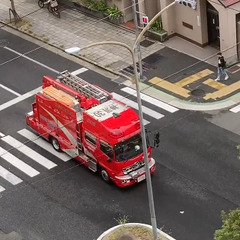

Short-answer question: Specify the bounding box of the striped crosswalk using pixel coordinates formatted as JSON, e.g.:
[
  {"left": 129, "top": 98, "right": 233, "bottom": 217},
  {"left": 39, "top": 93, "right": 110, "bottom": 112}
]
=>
[{"left": 0, "top": 84, "right": 179, "bottom": 194}]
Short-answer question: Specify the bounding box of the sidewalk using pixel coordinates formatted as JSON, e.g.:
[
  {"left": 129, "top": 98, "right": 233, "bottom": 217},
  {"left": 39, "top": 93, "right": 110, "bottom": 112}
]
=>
[{"left": 1, "top": 0, "right": 240, "bottom": 111}]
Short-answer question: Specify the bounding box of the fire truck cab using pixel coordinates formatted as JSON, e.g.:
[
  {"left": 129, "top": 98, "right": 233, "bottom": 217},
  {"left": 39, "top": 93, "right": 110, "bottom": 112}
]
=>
[{"left": 26, "top": 71, "right": 158, "bottom": 187}]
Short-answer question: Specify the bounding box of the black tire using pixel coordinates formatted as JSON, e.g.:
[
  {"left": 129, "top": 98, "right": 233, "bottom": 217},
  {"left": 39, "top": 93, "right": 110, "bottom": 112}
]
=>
[
  {"left": 38, "top": 0, "right": 45, "bottom": 8},
  {"left": 51, "top": 137, "right": 61, "bottom": 152},
  {"left": 99, "top": 167, "right": 110, "bottom": 183},
  {"left": 48, "top": 5, "right": 53, "bottom": 13}
]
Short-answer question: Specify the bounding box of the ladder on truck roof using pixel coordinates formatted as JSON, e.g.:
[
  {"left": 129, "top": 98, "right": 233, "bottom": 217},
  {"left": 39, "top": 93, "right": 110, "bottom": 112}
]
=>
[{"left": 57, "top": 70, "right": 111, "bottom": 104}]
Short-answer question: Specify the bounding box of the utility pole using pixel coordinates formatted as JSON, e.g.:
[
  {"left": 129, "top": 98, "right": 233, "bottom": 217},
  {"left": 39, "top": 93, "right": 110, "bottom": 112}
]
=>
[
  {"left": 9, "top": 0, "right": 21, "bottom": 24},
  {"left": 131, "top": 0, "right": 144, "bottom": 80}
]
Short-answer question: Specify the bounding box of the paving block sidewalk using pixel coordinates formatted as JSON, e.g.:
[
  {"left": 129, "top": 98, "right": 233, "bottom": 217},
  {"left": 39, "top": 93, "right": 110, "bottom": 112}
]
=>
[{"left": 0, "top": 0, "right": 164, "bottom": 76}]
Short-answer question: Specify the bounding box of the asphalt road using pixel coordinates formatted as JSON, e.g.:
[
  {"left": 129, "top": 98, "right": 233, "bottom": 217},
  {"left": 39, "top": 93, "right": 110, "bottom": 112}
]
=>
[{"left": 0, "top": 29, "right": 240, "bottom": 240}]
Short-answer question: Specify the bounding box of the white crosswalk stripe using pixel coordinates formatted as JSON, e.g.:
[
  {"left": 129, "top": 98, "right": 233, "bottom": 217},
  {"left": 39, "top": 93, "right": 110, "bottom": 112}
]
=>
[
  {"left": 0, "top": 147, "right": 39, "bottom": 177},
  {"left": 112, "top": 92, "right": 164, "bottom": 119},
  {"left": 18, "top": 129, "right": 71, "bottom": 162},
  {"left": 0, "top": 165, "right": 22, "bottom": 185},
  {"left": 121, "top": 87, "right": 179, "bottom": 113},
  {"left": 230, "top": 104, "right": 240, "bottom": 113},
  {"left": 0, "top": 185, "right": 5, "bottom": 193},
  {"left": 71, "top": 67, "right": 88, "bottom": 76},
  {"left": 1, "top": 136, "right": 57, "bottom": 169}
]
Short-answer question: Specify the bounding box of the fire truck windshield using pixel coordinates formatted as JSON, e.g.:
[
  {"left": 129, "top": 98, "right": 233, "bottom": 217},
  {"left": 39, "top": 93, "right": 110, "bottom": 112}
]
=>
[{"left": 114, "top": 134, "right": 143, "bottom": 162}]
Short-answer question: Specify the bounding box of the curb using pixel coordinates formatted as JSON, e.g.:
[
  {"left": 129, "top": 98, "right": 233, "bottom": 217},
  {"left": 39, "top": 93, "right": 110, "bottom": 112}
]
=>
[
  {"left": 0, "top": 231, "right": 23, "bottom": 240},
  {"left": 97, "top": 223, "right": 175, "bottom": 240}
]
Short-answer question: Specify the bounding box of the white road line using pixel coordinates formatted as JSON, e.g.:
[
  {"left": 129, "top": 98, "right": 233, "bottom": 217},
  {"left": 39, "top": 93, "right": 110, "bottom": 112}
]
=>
[
  {"left": 0, "top": 84, "right": 21, "bottom": 97},
  {"left": 1, "top": 136, "right": 57, "bottom": 169},
  {"left": 143, "top": 119, "right": 150, "bottom": 125},
  {"left": 18, "top": 129, "right": 71, "bottom": 162},
  {"left": 121, "top": 87, "right": 179, "bottom": 113},
  {"left": 0, "top": 185, "right": 5, "bottom": 192},
  {"left": 230, "top": 104, "right": 240, "bottom": 113},
  {"left": 71, "top": 68, "right": 88, "bottom": 76},
  {"left": 0, "top": 86, "right": 41, "bottom": 112},
  {"left": 0, "top": 165, "right": 22, "bottom": 185},
  {"left": 4, "top": 47, "right": 59, "bottom": 74},
  {"left": 0, "top": 147, "right": 40, "bottom": 177},
  {"left": 0, "top": 132, "right": 5, "bottom": 138},
  {"left": 112, "top": 92, "right": 164, "bottom": 119}
]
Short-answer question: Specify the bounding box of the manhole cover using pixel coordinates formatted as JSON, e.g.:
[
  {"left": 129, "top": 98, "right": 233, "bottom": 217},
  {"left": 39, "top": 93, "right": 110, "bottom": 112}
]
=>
[
  {"left": 140, "top": 39, "right": 155, "bottom": 47},
  {"left": 191, "top": 88, "right": 205, "bottom": 97}
]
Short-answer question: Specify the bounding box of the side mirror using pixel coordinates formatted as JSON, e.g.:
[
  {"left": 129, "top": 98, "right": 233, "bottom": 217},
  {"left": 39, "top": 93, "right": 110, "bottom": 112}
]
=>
[{"left": 153, "top": 131, "right": 160, "bottom": 148}]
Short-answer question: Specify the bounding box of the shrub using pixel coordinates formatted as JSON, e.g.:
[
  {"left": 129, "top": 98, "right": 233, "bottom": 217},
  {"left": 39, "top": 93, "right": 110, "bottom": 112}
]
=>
[{"left": 106, "top": 5, "right": 123, "bottom": 19}]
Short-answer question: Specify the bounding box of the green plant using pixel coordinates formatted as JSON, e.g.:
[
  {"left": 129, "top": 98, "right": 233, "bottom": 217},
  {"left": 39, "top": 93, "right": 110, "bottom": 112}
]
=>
[
  {"left": 214, "top": 208, "right": 240, "bottom": 240},
  {"left": 237, "top": 144, "right": 240, "bottom": 159},
  {"left": 106, "top": 5, "right": 123, "bottom": 19},
  {"left": 150, "top": 19, "right": 163, "bottom": 33},
  {"left": 94, "top": 1, "right": 108, "bottom": 12},
  {"left": 114, "top": 215, "right": 129, "bottom": 225}
]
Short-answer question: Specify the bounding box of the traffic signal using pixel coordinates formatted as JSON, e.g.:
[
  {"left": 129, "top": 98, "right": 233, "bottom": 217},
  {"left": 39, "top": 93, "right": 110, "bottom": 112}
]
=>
[
  {"left": 175, "top": 0, "right": 197, "bottom": 10},
  {"left": 142, "top": 16, "right": 149, "bottom": 27}
]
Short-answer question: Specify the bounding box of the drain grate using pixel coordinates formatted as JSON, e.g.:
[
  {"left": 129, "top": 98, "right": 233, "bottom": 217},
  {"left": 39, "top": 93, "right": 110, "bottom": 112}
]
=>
[
  {"left": 191, "top": 88, "right": 205, "bottom": 97},
  {"left": 120, "top": 61, "right": 151, "bottom": 76}
]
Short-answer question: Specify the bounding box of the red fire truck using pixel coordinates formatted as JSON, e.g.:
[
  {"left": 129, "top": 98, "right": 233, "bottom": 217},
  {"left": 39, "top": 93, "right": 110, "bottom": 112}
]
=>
[{"left": 26, "top": 71, "right": 159, "bottom": 187}]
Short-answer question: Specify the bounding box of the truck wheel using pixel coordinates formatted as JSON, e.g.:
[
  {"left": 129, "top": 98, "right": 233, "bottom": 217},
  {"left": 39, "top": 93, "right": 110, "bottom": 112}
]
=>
[
  {"left": 51, "top": 137, "right": 61, "bottom": 152},
  {"left": 100, "top": 168, "right": 110, "bottom": 183}
]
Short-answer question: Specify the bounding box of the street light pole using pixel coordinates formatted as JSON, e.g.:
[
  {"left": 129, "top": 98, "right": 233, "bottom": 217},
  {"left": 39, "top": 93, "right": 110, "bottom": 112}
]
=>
[{"left": 65, "top": 3, "right": 176, "bottom": 240}]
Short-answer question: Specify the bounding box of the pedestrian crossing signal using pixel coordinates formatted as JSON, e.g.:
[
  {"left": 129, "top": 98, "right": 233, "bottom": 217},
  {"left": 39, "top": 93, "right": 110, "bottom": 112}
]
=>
[{"left": 142, "top": 16, "right": 149, "bottom": 27}]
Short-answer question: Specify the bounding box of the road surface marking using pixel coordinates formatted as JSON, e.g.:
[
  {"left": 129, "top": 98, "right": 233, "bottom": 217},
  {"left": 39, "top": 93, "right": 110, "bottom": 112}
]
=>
[
  {"left": 0, "top": 86, "right": 41, "bottom": 112},
  {"left": 230, "top": 104, "right": 240, "bottom": 113},
  {"left": 0, "top": 185, "right": 5, "bottom": 192},
  {"left": 0, "top": 147, "right": 40, "bottom": 177},
  {"left": 203, "top": 79, "right": 226, "bottom": 90},
  {"left": 121, "top": 87, "right": 179, "bottom": 113},
  {"left": 71, "top": 68, "right": 88, "bottom": 76},
  {"left": 0, "top": 84, "right": 21, "bottom": 96},
  {"left": 0, "top": 132, "right": 5, "bottom": 138},
  {"left": 176, "top": 69, "right": 214, "bottom": 87},
  {"left": 18, "top": 129, "right": 71, "bottom": 162},
  {"left": 4, "top": 47, "right": 59, "bottom": 74},
  {"left": 1, "top": 136, "right": 57, "bottom": 169},
  {"left": 0, "top": 165, "right": 22, "bottom": 185},
  {"left": 149, "top": 77, "right": 190, "bottom": 98},
  {"left": 112, "top": 92, "right": 164, "bottom": 119},
  {"left": 204, "top": 81, "right": 240, "bottom": 100}
]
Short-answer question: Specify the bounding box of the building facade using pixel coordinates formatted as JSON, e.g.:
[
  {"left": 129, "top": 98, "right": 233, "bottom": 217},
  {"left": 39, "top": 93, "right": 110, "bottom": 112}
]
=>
[{"left": 135, "top": 0, "right": 240, "bottom": 65}]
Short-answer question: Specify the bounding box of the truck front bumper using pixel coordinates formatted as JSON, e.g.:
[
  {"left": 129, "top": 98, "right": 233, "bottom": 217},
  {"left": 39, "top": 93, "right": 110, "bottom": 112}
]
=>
[{"left": 114, "top": 158, "right": 156, "bottom": 187}]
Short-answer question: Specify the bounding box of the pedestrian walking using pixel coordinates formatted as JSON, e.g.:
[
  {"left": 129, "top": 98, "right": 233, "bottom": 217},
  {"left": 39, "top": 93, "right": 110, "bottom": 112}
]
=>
[{"left": 215, "top": 52, "right": 229, "bottom": 81}]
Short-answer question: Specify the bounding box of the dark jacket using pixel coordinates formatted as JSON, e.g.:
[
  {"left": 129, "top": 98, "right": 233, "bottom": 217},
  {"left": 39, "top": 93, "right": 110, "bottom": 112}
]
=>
[{"left": 218, "top": 56, "right": 226, "bottom": 68}]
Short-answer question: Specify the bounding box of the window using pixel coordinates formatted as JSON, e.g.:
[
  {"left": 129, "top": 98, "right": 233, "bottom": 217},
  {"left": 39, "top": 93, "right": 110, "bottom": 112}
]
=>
[
  {"left": 100, "top": 141, "right": 113, "bottom": 159},
  {"left": 85, "top": 131, "right": 97, "bottom": 146}
]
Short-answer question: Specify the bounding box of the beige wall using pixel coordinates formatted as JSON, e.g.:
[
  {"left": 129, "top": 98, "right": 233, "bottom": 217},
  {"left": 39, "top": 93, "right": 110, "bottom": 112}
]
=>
[{"left": 208, "top": 0, "right": 239, "bottom": 64}]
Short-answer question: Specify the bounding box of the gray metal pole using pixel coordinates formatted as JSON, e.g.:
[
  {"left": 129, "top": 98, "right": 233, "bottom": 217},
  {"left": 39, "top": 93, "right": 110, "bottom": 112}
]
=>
[
  {"left": 132, "top": 48, "right": 158, "bottom": 240},
  {"left": 131, "top": 0, "right": 143, "bottom": 79}
]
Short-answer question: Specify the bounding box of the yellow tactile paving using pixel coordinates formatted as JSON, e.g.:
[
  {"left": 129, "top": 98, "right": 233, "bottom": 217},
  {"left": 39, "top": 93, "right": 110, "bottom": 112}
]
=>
[
  {"left": 149, "top": 77, "right": 190, "bottom": 98},
  {"left": 203, "top": 78, "right": 226, "bottom": 90},
  {"left": 176, "top": 69, "right": 214, "bottom": 87},
  {"left": 204, "top": 81, "right": 240, "bottom": 100}
]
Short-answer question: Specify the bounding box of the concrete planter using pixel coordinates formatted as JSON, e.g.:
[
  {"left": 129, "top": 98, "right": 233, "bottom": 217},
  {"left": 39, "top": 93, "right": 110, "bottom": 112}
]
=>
[
  {"left": 108, "top": 16, "right": 124, "bottom": 25},
  {"left": 97, "top": 223, "right": 176, "bottom": 240},
  {"left": 73, "top": 2, "right": 105, "bottom": 18},
  {"left": 144, "top": 30, "right": 168, "bottom": 43}
]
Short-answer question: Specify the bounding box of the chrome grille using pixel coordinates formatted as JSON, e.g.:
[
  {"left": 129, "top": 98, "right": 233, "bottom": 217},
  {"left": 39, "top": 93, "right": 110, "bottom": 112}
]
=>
[{"left": 123, "top": 160, "right": 145, "bottom": 174}]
